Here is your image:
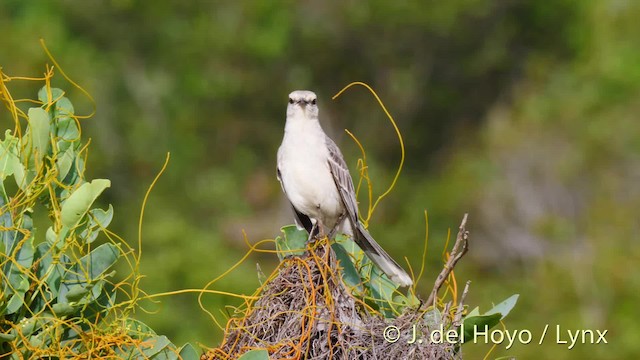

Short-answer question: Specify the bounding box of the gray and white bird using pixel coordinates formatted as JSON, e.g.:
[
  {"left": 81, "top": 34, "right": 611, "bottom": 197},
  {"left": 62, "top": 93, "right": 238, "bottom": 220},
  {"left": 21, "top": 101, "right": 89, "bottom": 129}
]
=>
[{"left": 276, "top": 90, "right": 413, "bottom": 287}]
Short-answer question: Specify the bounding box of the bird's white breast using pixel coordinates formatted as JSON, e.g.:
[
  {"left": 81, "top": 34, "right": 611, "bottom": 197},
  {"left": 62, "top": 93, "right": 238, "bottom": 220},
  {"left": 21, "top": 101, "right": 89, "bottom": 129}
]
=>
[{"left": 278, "top": 119, "right": 343, "bottom": 227}]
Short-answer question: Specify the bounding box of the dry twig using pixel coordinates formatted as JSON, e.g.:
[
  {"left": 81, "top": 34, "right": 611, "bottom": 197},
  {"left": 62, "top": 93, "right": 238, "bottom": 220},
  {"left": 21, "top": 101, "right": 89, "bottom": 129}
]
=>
[{"left": 425, "top": 214, "right": 470, "bottom": 308}]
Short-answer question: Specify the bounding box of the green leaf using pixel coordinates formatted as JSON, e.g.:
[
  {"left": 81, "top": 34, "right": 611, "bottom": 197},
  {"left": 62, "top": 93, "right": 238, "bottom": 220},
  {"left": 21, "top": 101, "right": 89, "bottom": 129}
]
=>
[
  {"left": 52, "top": 303, "right": 76, "bottom": 316},
  {"left": 27, "top": 107, "right": 51, "bottom": 160},
  {"left": 141, "top": 335, "right": 173, "bottom": 358},
  {"left": 461, "top": 313, "right": 502, "bottom": 343},
  {"left": 19, "top": 316, "right": 39, "bottom": 337},
  {"left": 0, "top": 196, "right": 15, "bottom": 256},
  {"left": 54, "top": 96, "right": 75, "bottom": 122},
  {"left": 53, "top": 95, "right": 80, "bottom": 152},
  {"left": 368, "top": 265, "right": 399, "bottom": 317},
  {"left": 79, "top": 205, "right": 114, "bottom": 244},
  {"left": 60, "top": 179, "right": 111, "bottom": 229},
  {"left": 237, "top": 349, "right": 269, "bottom": 360},
  {"left": 46, "top": 227, "right": 59, "bottom": 249},
  {"left": 56, "top": 147, "right": 75, "bottom": 182},
  {"left": 64, "top": 284, "right": 92, "bottom": 302},
  {"left": 125, "top": 318, "right": 158, "bottom": 339},
  {"left": 0, "top": 332, "right": 16, "bottom": 343},
  {"left": 422, "top": 308, "right": 443, "bottom": 327},
  {"left": 5, "top": 278, "right": 29, "bottom": 314},
  {"left": 275, "top": 225, "right": 307, "bottom": 260},
  {"left": 81, "top": 243, "right": 120, "bottom": 280},
  {"left": 466, "top": 306, "right": 480, "bottom": 318},
  {"left": 334, "top": 232, "right": 365, "bottom": 264},
  {"left": 78, "top": 281, "right": 116, "bottom": 324},
  {"left": 178, "top": 343, "right": 200, "bottom": 360},
  {"left": 485, "top": 294, "right": 519, "bottom": 320},
  {"left": 393, "top": 292, "right": 420, "bottom": 309},
  {"left": 331, "top": 242, "right": 363, "bottom": 292},
  {"left": 38, "top": 86, "right": 64, "bottom": 104},
  {"left": 33, "top": 242, "right": 64, "bottom": 311},
  {"left": 58, "top": 243, "right": 119, "bottom": 303},
  {"left": 0, "top": 130, "right": 22, "bottom": 181},
  {"left": 4, "top": 231, "right": 34, "bottom": 315}
]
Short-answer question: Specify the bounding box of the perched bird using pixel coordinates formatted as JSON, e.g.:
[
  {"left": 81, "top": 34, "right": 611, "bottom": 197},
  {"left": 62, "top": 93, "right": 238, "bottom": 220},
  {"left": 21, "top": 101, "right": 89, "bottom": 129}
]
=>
[{"left": 276, "top": 90, "right": 413, "bottom": 287}]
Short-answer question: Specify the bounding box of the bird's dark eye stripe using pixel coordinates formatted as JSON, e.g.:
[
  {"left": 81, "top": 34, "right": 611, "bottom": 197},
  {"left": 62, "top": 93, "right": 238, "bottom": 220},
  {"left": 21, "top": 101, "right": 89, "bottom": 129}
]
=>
[{"left": 289, "top": 98, "right": 294, "bottom": 104}]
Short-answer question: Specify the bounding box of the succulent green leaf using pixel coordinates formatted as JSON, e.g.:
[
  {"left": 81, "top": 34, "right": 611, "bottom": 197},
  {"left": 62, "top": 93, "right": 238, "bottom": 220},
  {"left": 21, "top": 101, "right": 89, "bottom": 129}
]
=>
[
  {"left": 139, "top": 335, "right": 173, "bottom": 358},
  {"left": 80, "top": 205, "right": 114, "bottom": 244},
  {"left": 485, "top": 294, "right": 519, "bottom": 320},
  {"left": 422, "top": 308, "right": 443, "bottom": 327},
  {"left": 0, "top": 130, "right": 22, "bottom": 181},
  {"left": 54, "top": 96, "right": 75, "bottom": 121},
  {"left": 58, "top": 243, "right": 119, "bottom": 303},
  {"left": 4, "top": 231, "right": 34, "bottom": 315},
  {"left": 37, "top": 86, "right": 64, "bottom": 104},
  {"left": 334, "top": 233, "right": 365, "bottom": 263},
  {"left": 178, "top": 343, "right": 200, "bottom": 360},
  {"left": 33, "top": 242, "right": 64, "bottom": 311},
  {"left": 466, "top": 306, "right": 480, "bottom": 318},
  {"left": 0, "top": 196, "right": 15, "bottom": 255},
  {"left": 237, "top": 349, "right": 269, "bottom": 360},
  {"left": 60, "top": 179, "right": 111, "bottom": 229},
  {"left": 56, "top": 147, "right": 75, "bottom": 182},
  {"left": 275, "top": 225, "right": 307, "bottom": 260},
  {"left": 78, "top": 281, "right": 116, "bottom": 324},
  {"left": 19, "top": 316, "right": 39, "bottom": 337},
  {"left": 124, "top": 318, "right": 158, "bottom": 338},
  {"left": 64, "top": 284, "right": 91, "bottom": 302},
  {"left": 461, "top": 313, "right": 502, "bottom": 343},
  {"left": 5, "top": 280, "right": 29, "bottom": 314},
  {"left": 368, "top": 266, "right": 399, "bottom": 317},
  {"left": 27, "top": 107, "right": 51, "bottom": 160},
  {"left": 393, "top": 292, "right": 420, "bottom": 309},
  {"left": 80, "top": 243, "right": 119, "bottom": 280},
  {"left": 0, "top": 332, "right": 17, "bottom": 343},
  {"left": 52, "top": 303, "right": 76, "bottom": 316},
  {"left": 45, "top": 227, "right": 58, "bottom": 248},
  {"left": 331, "top": 242, "right": 363, "bottom": 291}
]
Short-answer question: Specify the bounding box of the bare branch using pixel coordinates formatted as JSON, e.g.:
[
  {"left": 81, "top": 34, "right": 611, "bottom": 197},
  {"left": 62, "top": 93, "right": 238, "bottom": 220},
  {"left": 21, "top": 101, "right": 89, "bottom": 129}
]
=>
[
  {"left": 454, "top": 281, "right": 471, "bottom": 326},
  {"left": 425, "top": 214, "right": 470, "bottom": 307}
]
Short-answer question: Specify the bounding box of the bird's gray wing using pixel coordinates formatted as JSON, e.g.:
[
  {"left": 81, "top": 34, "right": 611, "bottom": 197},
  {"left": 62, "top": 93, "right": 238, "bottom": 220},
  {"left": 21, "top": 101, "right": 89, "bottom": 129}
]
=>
[
  {"left": 326, "top": 136, "right": 413, "bottom": 287},
  {"left": 276, "top": 166, "right": 314, "bottom": 233},
  {"left": 325, "top": 136, "right": 360, "bottom": 228}
]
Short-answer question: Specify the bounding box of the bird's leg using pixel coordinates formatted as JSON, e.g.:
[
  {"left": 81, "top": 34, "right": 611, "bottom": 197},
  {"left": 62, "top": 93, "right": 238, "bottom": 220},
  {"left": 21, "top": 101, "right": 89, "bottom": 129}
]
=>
[
  {"left": 307, "top": 218, "right": 326, "bottom": 242},
  {"left": 316, "top": 219, "right": 326, "bottom": 239},
  {"left": 307, "top": 220, "right": 317, "bottom": 242},
  {"left": 307, "top": 218, "right": 323, "bottom": 242},
  {"left": 328, "top": 212, "right": 347, "bottom": 239}
]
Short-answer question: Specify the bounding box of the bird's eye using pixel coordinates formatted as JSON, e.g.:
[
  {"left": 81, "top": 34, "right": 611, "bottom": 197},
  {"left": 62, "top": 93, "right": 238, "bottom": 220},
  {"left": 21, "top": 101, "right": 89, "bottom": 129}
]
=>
[
  {"left": 289, "top": 98, "right": 294, "bottom": 104},
  {"left": 311, "top": 99, "right": 317, "bottom": 105}
]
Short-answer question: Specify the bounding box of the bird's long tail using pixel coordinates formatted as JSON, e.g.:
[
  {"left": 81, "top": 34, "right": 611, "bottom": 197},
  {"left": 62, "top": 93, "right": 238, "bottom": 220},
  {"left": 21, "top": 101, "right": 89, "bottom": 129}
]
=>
[{"left": 353, "top": 222, "right": 413, "bottom": 287}]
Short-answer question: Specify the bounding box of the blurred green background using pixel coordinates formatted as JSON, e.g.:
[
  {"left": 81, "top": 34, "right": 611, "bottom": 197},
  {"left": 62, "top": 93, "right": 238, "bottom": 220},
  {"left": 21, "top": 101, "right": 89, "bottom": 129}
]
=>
[{"left": 1, "top": 1, "right": 639, "bottom": 358}]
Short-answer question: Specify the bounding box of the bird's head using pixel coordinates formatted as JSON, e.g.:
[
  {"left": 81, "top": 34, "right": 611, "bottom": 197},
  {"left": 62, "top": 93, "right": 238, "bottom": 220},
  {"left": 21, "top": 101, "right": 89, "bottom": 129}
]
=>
[{"left": 287, "top": 90, "right": 319, "bottom": 120}]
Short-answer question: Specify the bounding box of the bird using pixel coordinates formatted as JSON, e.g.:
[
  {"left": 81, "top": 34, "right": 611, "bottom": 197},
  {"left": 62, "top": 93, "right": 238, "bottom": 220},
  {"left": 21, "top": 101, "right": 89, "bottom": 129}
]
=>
[{"left": 276, "top": 90, "right": 413, "bottom": 287}]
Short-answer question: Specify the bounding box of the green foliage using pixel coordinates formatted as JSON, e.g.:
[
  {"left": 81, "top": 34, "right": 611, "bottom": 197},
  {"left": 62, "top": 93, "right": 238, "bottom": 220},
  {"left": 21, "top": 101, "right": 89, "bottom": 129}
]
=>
[
  {"left": 0, "top": 83, "right": 195, "bottom": 358},
  {"left": 460, "top": 294, "right": 519, "bottom": 343},
  {"left": 237, "top": 349, "right": 269, "bottom": 360},
  {"left": 274, "top": 225, "right": 307, "bottom": 260}
]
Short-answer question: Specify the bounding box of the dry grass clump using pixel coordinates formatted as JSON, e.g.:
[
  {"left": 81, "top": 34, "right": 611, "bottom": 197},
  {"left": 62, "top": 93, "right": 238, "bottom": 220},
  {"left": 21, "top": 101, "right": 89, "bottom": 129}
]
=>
[{"left": 203, "top": 234, "right": 465, "bottom": 360}]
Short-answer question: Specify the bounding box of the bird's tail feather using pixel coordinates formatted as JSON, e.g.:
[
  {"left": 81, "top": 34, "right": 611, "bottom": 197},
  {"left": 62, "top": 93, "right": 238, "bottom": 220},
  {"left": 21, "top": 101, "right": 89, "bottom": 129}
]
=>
[{"left": 353, "top": 222, "right": 413, "bottom": 287}]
